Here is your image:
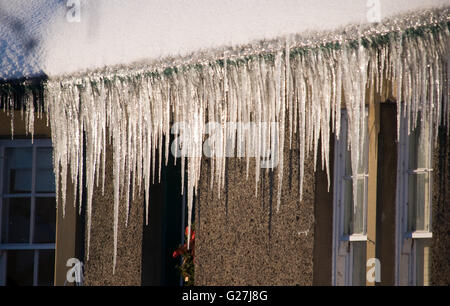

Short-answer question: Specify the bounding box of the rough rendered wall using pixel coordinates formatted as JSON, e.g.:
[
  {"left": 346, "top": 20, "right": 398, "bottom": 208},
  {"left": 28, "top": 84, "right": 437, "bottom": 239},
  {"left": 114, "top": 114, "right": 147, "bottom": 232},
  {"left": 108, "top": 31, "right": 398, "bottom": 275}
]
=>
[
  {"left": 195, "top": 132, "right": 316, "bottom": 285},
  {"left": 83, "top": 144, "right": 144, "bottom": 285},
  {"left": 431, "top": 128, "right": 450, "bottom": 285}
]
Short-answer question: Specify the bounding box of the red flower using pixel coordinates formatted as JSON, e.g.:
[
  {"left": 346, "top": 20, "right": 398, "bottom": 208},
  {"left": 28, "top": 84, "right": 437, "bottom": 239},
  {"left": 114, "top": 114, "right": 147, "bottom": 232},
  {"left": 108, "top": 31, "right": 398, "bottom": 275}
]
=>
[
  {"left": 191, "top": 231, "right": 195, "bottom": 240},
  {"left": 172, "top": 250, "right": 179, "bottom": 258}
]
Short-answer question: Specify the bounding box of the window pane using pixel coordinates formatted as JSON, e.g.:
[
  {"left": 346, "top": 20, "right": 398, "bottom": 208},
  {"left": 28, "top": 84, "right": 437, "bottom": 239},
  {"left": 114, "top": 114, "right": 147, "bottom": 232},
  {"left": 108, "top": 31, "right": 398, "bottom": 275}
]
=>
[
  {"left": 343, "top": 178, "right": 365, "bottom": 235},
  {"left": 1, "top": 197, "right": 30, "bottom": 243},
  {"left": 4, "top": 147, "right": 32, "bottom": 193},
  {"left": 344, "top": 124, "right": 368, "bottom": 175},
  {"left": 409, "top": 118, "right": 431, "bottom": 169},
  {"left": 408, "top": 173, "right": 431, "bottom": 232},
  {"left": 343, "top": 179, "right": 353, "bottom": 235},
  {"left": 353, "top": 178, "right": 366, "bottom": 234},
  {"left": 352, "top": 242, "right": 366, "bottom": 286},
  {"left": 34, "top": 197, "right": 56, "bottom": 243},
  {"left": 36, "top": 147, "right": 55, "bottom": 193},
  {"left": 344, "top": 144, "right": 352, "bottom": 176},
  {"left": 359, "top": 124, "right": 369, "bottom": 174},
  {"left": 6, "top": 250, "right": 34, "bottom": 286},
  {"left": 38, "top": 250, "right": 55, "bottom": 286}
]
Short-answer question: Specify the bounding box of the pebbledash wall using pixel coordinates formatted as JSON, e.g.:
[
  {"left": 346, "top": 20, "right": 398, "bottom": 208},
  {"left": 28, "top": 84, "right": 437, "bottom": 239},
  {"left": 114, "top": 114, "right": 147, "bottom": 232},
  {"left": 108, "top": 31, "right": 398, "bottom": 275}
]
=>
[
  {"left": 55, "top": 100, "right": 450, "bottom": 285},
  {"left": 82, "top": 143, "right": 145, "bottom": 286},
  {"left": 0, "top": 103, "right": 449, "bottom": 286},
  {"left": 81, "top": 125, "right": 333, "bottom": 286},
  {"left": 68, "top": 110, "right": 449, "bottom": 286},
  {"left": 431, "top": 128, "right": 450, "bottom": 286},
  {"left": 194, "top": 128, "right": 332, "bottom": 286},
  {"left": 192, "top": 104, "right": 450, "bottom": 286}
]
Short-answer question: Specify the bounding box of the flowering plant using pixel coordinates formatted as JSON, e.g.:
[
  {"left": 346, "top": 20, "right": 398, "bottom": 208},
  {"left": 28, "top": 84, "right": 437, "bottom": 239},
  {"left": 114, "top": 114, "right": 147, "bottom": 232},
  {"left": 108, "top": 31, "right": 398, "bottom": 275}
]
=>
[{"left": 173, "top": 225, "right": 195, "bottom": 286}]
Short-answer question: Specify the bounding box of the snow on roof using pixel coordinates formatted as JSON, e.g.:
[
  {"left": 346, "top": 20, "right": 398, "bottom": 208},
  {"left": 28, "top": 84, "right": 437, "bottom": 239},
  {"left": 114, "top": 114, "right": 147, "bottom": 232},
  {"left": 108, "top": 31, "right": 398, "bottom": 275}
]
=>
[{"left": 1, "top": 0, "right": 448, "bottom": 80}]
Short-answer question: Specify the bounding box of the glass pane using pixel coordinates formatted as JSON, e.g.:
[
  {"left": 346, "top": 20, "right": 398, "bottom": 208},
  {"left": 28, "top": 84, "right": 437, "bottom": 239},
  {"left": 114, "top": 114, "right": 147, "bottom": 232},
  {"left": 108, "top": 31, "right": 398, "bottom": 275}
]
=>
[
  {"left": 408, "top": 173, "right": 431, "bottom": 232},
  {"left": 34, "top": 197, "right": 56, "bottom": 243},
  {"left": 359, "top": 124, "right": 369, "bottom": 174},
  {"left": 36, "top": 147, "right": 55, "bottom": 193},
  {"left": 343, "top": 179, "right": 353, "bottom": 236},
  {"left": 353, "top": 179, "right": 366, "bottom": 234},
  {"left": 1, "top": 198, "right": 30, "bottom": 243},
  {"left": 344, "top": 121, "right": 369, "bottom": 175},
  {"left": 409, "top": 117, "right": 431, "bottom": 169},
  {"left": 352, "top": 242, "right": 367, "bottom": 286},
  {"left": 38, "top": 250, "right": 55, "bottom": 286},
  {"left": 6, "top": 250, "right": 34, "bottom": 286},
  {"left": 343, "top": 178, "right": 366, "bottom": 235},
  {"left": 344, "top": 144, "right": 352, "bottom": 176},
  {"left": 4, "top": 147, "right": 32, "bottom": 193}
]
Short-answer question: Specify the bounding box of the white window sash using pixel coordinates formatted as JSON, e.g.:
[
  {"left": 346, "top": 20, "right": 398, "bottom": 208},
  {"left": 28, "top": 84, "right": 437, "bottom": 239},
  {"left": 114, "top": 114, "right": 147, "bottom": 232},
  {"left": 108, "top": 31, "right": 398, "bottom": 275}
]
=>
[
  {"left": 395, "top": 109, "right": 433, "bottom": 286},
  {"left": 332, "top": 109, "right": 369, "bottom": 286},
  {"left": 0, "top": 139, "right": 55, "bottom": 286}
]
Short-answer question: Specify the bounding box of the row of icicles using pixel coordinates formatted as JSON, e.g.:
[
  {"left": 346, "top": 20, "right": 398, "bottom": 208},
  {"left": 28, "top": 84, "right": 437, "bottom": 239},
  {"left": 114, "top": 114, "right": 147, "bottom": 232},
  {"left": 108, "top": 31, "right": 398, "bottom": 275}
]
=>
[{"left": 1, "top": 16, "right": 448, "bottom": 274}]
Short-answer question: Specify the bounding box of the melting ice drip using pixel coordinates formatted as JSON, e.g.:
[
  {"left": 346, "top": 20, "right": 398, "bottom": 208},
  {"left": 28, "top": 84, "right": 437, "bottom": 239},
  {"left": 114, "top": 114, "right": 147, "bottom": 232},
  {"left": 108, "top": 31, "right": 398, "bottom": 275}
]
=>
[{"left": 1, "top": 9, "right": 449, "bottom": 273}]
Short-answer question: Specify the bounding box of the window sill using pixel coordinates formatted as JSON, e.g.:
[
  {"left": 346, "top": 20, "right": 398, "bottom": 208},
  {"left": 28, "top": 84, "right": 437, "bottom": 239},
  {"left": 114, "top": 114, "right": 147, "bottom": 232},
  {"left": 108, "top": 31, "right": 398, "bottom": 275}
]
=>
[
  {"left": 0, "top": 243, "right": 55, "bottom": 250},
  {"left": 341, "top": 234, "right": 367, "bottom": 242},
  {"left": 405, "top": 231, "right": 432, "bottom": 239}
]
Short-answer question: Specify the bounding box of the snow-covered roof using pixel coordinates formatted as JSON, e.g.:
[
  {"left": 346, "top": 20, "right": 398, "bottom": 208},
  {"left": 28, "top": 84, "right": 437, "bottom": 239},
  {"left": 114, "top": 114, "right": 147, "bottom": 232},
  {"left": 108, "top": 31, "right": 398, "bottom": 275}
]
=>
[{"left": 1, "top": 0, "right": 448, "bottom": 80}]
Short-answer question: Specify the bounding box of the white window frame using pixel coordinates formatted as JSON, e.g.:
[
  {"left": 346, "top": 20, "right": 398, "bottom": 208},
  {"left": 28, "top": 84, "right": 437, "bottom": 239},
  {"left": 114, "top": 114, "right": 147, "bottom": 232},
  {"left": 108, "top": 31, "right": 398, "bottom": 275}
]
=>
[
  {"left": 395, "top": 110, "right": 433, "bottom": 286},
  {"left": 0, "top": 139, "right": 55, "bottom": 286},
  {"left": 332, "top": 109, "right": 369, "bottom": 286}
]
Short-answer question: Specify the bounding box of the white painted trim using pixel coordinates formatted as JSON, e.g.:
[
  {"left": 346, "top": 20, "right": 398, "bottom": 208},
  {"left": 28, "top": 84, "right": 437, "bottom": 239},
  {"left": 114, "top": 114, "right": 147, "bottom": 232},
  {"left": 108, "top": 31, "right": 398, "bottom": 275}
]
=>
[
  {"left": 331, "top": 114, "right": 340, "bottom": 286},
  {"left": 395, "top": 108, "right": 434, "bottom": 286},
  {"left": 0, "top": 146, "right": 4, "bottom": 245},
  {"left": 0, "top": 251, "right": 6, "bottom": 286},
  {"left": 332, "top": 111, "right": 346, "bottom": 285},
  {"left": 30, "top": 145, "right": 37, "bottom": 244},
  {"left": 2, "top": 193, "right": 56, "bottom": 198},
  {"left": 33, "top": 250, "right": 39, "bottom": 286},
  {"left": 332, "top": 109, "right": 369, "bottom": 286},
  {"left": 407, "top": 169, "right": 433, "bottom": 174},
  {"left": 0, "top": 243, "right": 55, "bottom": 250},
  {"left": 342, "top": 234, "right": 368, "bottom": 242},
  {"left": 406, "top": 231, "right": 433, "bottom": 239},
  {"left": 0, "top": 139, "right": 52, "bottom": 147},
  {"left": 0, "top": 139, "right": 55, "bottom": 286}
]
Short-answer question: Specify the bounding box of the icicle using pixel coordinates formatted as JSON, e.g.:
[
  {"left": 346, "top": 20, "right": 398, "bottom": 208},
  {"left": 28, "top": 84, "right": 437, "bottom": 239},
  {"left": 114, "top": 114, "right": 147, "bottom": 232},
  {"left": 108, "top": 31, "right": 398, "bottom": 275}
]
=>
[
  {"left": 275, "top": 50, "right": 285, "bottom": 213},
  {"left": 24, "top": 89, "right": 35, "bottom": 143},
  {"left": 2, "top": 8, "right": 447, "bottom": 274},
  {"left": 286, "top": 38, "right": 293, "bottom": 149}
]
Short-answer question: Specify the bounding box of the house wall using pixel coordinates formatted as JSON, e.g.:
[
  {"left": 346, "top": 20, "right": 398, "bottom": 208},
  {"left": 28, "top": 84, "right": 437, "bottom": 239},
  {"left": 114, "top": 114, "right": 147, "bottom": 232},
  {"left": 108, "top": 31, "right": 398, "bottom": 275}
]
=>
[
  {"left": 195, "top": 131, "right": 318, "bottom": 285},
  {"left": 1, "top": 102, "right": 448, "bottom": 286},
  {"left": 82, "top": 143, "right": 144, "bottom": 285},
  {"left": 431, "top": 127, "right": 450, "bottom": 285},
  {"left": 0, "top": 111, "right": 50, "bottom": 138},
  {"left": 373, "top": 102, "right": 450, "bottom": 286}
]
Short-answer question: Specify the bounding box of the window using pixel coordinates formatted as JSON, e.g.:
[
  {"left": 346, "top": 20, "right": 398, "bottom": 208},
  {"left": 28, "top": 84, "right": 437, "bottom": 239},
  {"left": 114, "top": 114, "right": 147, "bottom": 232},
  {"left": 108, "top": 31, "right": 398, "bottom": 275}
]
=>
[
  {"left": 332, "top": 110, "right": 369, "bottom": 286},
  {"left": 396, "top": 111, "right": 433, "bottom": 286},
  {"left": 0, "top": 139, "right": 56, "bottom": 286},
  {"left": 406, "top": 116, "right": 433, "bottom": 233}
]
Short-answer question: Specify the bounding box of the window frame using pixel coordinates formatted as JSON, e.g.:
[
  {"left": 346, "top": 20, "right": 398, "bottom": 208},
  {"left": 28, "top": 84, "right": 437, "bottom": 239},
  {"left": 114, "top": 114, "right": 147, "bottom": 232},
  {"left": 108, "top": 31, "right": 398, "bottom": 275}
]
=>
[
  {"left": 332, "top": 109, "right": 369, "bottom": 286},
  {"left": 0, "top": 139, "right": 55, "bottom": 286},
  {"left": 395, "top": 110, "right": 433, "bottom": 286}
]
